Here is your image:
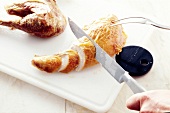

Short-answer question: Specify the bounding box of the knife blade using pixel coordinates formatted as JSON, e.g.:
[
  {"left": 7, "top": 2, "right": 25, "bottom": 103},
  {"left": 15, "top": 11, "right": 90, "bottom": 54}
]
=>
[{"left": 68, "top": 17, "right": 146, "bottom": 94}]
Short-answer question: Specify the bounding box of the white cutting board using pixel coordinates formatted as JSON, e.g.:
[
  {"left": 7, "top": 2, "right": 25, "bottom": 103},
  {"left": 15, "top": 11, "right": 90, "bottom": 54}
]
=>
[{"left": 0, "top": 0, "right": 154, "bottom": 112}]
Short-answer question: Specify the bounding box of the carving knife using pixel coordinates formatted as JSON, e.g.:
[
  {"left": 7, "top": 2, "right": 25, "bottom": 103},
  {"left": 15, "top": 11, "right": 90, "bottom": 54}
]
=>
[{"left": 68, "top": 17, "right": 146, "bottom": 94}]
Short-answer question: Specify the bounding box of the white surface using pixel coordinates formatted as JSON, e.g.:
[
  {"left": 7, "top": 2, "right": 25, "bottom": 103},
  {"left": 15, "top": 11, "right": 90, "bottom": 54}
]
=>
[{"left": 0, "top": 0, "right": 154, "bottom": 112}]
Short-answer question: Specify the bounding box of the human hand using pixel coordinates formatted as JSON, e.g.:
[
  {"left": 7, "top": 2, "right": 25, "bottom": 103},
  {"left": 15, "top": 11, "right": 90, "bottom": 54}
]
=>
[{"left": 126, "top": 90, "right": 170, "bottom": 113}]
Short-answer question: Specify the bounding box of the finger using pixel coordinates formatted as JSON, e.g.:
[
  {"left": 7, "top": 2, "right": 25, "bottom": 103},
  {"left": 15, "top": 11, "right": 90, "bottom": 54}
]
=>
[{"left": 126, "top": 93, "right": 142, "bottom": 111}]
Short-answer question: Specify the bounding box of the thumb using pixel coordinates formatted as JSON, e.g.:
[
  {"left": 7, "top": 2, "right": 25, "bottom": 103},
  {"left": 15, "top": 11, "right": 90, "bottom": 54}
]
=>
[{"left": 126, "top": 93, "right": 142, "bottom": 111}]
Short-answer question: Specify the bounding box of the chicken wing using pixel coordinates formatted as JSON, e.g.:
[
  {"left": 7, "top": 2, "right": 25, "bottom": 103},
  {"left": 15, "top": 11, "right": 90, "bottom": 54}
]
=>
[{"left": 0, "top": 0, "right": 67, "bottom": 38}]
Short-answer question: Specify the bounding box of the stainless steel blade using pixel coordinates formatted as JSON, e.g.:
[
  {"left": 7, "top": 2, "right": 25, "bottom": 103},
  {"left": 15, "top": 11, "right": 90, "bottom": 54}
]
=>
[
  {"left": 68, "top": 17, "right": 125, "bottom": 83},
  {"left": 68, "top": 17, "right": 146, "bottom": 93}
]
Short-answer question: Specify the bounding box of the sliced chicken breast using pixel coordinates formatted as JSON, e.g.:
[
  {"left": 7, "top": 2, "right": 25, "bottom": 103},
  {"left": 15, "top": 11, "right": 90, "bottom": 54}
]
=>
[
  {"left": 32, "top": 54, "right": 62, "bottom": 73},
  {"left": 58, "top": 50, "right": 79, "bottom": 73},
  {"left": 71, "top": 36, "right": 97, "bottom": 71},
  {"left": 32, "top": 14, "right": 127, "bottom": 73}
]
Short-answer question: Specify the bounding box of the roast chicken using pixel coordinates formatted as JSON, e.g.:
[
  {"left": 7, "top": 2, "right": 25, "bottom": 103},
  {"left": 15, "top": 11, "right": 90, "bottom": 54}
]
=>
[
  {"left": 0, "top": 0, "right": 67, "bottom": 38},
  {"left": 32, "top": 14, "right": 127, "bottom": 73}
]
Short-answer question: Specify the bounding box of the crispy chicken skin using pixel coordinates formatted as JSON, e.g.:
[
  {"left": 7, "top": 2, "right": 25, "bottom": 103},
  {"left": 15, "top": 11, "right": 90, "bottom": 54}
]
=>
[
  {"left": 32, "top": 14, "right": 127, "bottom": 73},
  {"left": 0, "top": 0, "right": 67, "bottom": 38},
  {"left": 83, "top": 14, "right": 127, "bottom": 56}
]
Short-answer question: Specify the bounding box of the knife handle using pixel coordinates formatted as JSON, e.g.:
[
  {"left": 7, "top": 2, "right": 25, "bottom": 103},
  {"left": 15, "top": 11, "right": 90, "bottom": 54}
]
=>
[{"left": 123, "top": 72, "right": 146, "bottom": 94}]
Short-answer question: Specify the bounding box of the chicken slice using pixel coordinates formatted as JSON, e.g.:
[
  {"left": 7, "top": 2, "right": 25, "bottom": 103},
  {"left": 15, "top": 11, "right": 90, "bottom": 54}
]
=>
[
  {"left": 32, "top": 54, "right": 62, "bottom": 73},
  {"left": 58, "top": 50, "right": 80, "bottom": 73},
  {"left": 71, "top": 37, "right": 97, "bottom": 71},
  {"left": 32, "top": 50, "right": 79, "bottom": 73},
  {"left": 57, "top": 54, "right": 69, "bottom": 72},
  {"left": 32, "top": 14, "right": 127, "bottom": 73},
  {"left": 0, "top": 0, "right": 67, "bottom": 38}
]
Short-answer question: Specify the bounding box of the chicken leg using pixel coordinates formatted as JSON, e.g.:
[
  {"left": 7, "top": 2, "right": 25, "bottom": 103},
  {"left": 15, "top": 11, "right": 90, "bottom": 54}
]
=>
[{"left": 0, "top": 0, "right": 67, "bottom": 38}]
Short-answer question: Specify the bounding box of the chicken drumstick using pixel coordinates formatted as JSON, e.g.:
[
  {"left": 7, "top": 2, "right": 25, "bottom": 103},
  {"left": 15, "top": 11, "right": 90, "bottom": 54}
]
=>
[{"left": 0, "top": 0, "right": 67, "bottom": 38}]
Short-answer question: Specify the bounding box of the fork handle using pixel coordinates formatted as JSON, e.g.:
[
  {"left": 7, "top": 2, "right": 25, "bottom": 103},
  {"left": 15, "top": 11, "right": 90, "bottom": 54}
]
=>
[
  {"left": 147, "top": 20, "right": 170, "bottom": 30},
  {"left": 113, "top": 17, "right": 170, "bottom": 30}
]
